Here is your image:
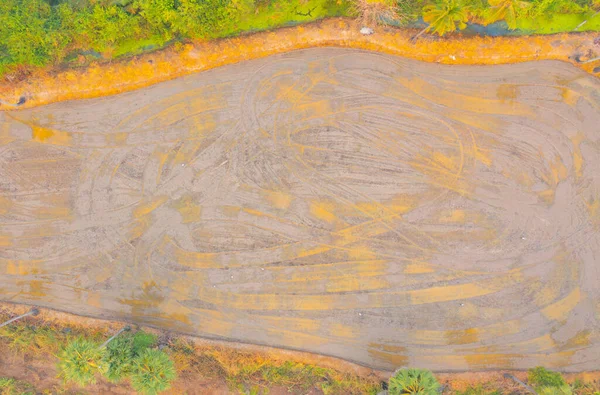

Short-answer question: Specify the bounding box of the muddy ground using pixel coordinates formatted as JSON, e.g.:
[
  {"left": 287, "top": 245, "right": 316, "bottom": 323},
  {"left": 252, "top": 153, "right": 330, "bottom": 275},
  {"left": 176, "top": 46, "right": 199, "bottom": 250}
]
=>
[{"left": 0, "top": 48, "right": 599, "bottom": 371}]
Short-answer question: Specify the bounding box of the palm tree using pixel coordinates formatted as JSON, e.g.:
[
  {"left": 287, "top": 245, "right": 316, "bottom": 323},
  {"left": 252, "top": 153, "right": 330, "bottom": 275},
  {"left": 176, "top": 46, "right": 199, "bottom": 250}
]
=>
[
  {"left": 485, "top": 0, "right": 529, "bottom": 30},
  {"left": 130, "top": 348, "right": 176, "bottom": 395},
  {"left": 57, "top": 338, "right": 108, "bottom": 386},
  {"left": 57, "top": 326, "right": 131, "bottom": 386},
  {"left": 412, "top": 0, "right": 469, "bottom": 41}
]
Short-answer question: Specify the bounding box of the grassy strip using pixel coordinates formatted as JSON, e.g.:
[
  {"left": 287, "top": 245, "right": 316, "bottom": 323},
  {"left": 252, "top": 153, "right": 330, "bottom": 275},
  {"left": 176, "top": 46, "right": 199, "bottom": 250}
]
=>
[
  {"left": 2, "top": 0, "right": 599, "bottom": 81},
  {"left": 168, "top": 338, "right": 381, "bottom": 394},
  {"left": 1, "top": 310, "right": 600, "bottom": 395},
  {"left": 516, "top": 11, "right": 600, "bottom": 34},
  {"left": 0, "top": 310, "right": 381, "bottom": 394},
  {"left": 0, "top": 377, "right": 36, "bottom": 395}
]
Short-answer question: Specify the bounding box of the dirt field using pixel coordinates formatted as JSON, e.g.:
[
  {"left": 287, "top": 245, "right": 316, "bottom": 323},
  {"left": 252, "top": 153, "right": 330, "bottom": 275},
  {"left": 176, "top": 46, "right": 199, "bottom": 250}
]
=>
[{"left": 1, "top": 48, "right": 599, "bottom": 372}]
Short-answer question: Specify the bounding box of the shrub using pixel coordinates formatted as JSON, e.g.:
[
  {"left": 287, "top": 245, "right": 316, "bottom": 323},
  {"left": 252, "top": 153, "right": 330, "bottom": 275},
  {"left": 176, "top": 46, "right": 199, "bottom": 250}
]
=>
[
  {"left": 0, "top": 0, "right": 71, "bottom": 72},
  {"left": 57, "top": 338, "right": 107, "bottom": 387},
  {"left": 528, "top": 367, "right": 567, "bottom": 388},
  {"left": 103, "top": 330, "right": 157, "bottom": 382},
  {"left": 388, "top": 368, "right": 440, "bottom": 395},
  {"left": 130, "top": 348, "right": 177, "bottom": 395},
  {"left": 74, "top": 4, "right": 142, "bottom": 52}
]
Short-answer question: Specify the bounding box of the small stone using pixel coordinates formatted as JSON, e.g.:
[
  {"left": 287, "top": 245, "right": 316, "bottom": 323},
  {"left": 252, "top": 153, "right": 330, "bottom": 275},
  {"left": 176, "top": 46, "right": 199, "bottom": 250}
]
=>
[{"left": 360, "top": 27, "right": 374, "bottom": 35}]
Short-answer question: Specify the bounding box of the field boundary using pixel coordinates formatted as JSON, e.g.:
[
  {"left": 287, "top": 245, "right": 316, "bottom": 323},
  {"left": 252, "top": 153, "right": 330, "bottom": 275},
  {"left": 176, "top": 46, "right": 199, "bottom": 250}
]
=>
[{"left": 0, "top": 17, "right": 598, "bottom": 110}]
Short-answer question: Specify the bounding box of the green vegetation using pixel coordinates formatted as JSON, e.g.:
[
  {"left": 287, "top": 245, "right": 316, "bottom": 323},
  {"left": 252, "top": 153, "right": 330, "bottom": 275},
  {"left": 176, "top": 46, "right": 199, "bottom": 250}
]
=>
[
  {"left": 54, "top": 329, "right": 174, "bottom": 393},
  {"left": 0, "top": 311, "right": 379, "bottom": 394},
  {"left": 103, "top": 330, "right": 158, "bottom": 382},
  {"left": 167, "top": 338, "right": 381, "bottom": 394},
  {"left": 529, "top": 366, "right": 568, "bottom": 388},
  {"left": 516, "top": 11, "right": 600, "bottom": 33},
  {"left": 415, "top": 0, "right": 469, "bottom": 38},
  {"left": 1, "top": 0, "right": 598, "bottom": 79},
  {"left": 388, "top": 368, "right": 440, "bottom": 394},
  {"left": 455, "top": 384, "right": 502, "bottom": 395},
  {"left": 0, "top": 377, "right": 35, "bottom": 395},
  {"left": 0, "top": 0, "right": 349, "bottom": 78},
  {"left": 130, "top": 349, "right": 177, "bottom": 395},
  {"left": 408, "top": 0, "right": 600, "bottom": 37},
  {"left": 57, "top": 338, "right": 108, "bottom": 386},
  {"left": 528, "top": 366, "right": 573, "bottom": 394}
]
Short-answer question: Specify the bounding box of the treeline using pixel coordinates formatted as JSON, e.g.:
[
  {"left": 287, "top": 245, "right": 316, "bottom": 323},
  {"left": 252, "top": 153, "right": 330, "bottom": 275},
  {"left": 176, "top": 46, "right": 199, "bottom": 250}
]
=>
[
  {"left": 1, "top": 0, "right": 599, "bottom": 78},
  {"left": 0, "top": 0, "right": 248, "bottom": 76}
]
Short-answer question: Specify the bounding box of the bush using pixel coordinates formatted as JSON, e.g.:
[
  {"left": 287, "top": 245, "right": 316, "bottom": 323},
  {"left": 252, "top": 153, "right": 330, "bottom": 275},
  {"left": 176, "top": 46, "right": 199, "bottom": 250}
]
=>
[
  {"left": 103, "top": 330, "right": 157, "bottom": 382},
  {"left": 57, "top": 338, "right": 107, "bottom": 386},
  {"left": 528, "top": 367, "right": 567, "bottom": 388},
  {"left": 74, "top": 4, "right": 142, "bottom": 52},
  {"left": 133, "top": 0, "right": 236, "bottom": 40},
  {"left": 130, "top": 348, "right": 177, "bottom": 395},
  {"left": 388, "top": 368, "right": 440, "bottom": 395},
  {"left": 0, "top": 0, "right": 70, "bottom": 72}
]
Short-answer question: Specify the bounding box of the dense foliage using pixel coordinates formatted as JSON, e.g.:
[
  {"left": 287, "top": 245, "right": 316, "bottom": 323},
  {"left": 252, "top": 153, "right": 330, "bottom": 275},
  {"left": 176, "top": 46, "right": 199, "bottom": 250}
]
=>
[
  {"left": 0, "top": 0, "right": 598, "bottom": 77},
  {"left": 55, "top": 329, "right": 175, "bottom": 393},
  {"left": 0, "top": 0, "right": 348, "bottom": 77}
]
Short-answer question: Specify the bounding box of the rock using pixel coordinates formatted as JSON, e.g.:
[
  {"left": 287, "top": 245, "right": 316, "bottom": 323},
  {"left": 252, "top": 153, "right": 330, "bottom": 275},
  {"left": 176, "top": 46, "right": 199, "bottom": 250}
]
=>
[{"left": 360, "top": 27, "right": 374, "bottom": 35}]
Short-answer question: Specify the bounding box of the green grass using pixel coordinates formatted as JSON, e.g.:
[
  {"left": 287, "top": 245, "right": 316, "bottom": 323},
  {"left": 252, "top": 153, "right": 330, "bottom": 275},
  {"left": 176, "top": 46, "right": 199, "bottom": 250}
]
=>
[
  {"left": 528, "top": 367, "right": 567, "bottom": 388},
  {"left": 227, "top": 359, "right": 380, "bottom": 394},
  {"left": 0, "top": 377, "right": 36, "bottom": 395},
  {"left": 113, "top": 34, "right": 168, "bottom": 58},
  {"left": 517, "top": 11, "right": 600, "bottom": 34},
  {"left": 455, "top": 384, "right": 502, "bottom": 395},
  {"left": 0, "top": 324, "right": 64, "bottom": 355},
  {"left": 217, "top": 0, "right": 351, "bottom": 37}
]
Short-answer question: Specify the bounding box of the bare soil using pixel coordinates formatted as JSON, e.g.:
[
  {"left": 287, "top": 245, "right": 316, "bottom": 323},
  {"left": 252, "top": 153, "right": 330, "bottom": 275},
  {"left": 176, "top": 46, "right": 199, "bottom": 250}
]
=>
[{"left": 1, "top": 48, "right": 599, "bottom": 372}]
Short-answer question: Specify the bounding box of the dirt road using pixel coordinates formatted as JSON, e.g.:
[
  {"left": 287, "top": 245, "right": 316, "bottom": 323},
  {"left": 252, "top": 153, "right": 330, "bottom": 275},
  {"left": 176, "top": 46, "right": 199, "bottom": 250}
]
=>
[{"left": 1, "top": 48, "right": 599, "bottom": 371}]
